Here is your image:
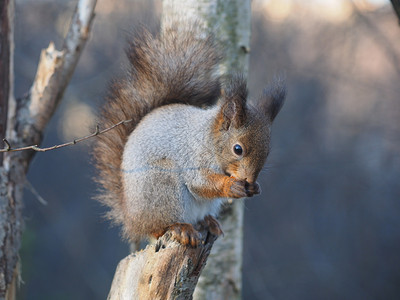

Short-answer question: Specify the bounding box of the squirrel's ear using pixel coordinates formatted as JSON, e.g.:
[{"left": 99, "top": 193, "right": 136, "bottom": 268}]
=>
[
  {"left": 259, "top": 78, "right": 286, "bottom": 122},
  {"left": 220, "top": 75, "right": 248, "bottom": 130}
]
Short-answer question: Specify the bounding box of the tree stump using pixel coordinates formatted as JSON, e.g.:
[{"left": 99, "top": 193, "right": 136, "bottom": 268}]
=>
[{"left": 108, "top": 229, "right": 218, "bottom": 300}]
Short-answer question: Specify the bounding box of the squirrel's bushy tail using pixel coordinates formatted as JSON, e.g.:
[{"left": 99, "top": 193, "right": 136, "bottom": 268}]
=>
[{"left": 94, "top": 23, "right": 221, "bottom": 228}]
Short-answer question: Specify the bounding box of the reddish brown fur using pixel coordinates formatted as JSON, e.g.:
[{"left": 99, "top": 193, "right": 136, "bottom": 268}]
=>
[
  {"left": 191, "top": 172, "right": 259, "bottom": 199},
  {"left": 190, "top": 173, "right": 233, "bottom": 199}
]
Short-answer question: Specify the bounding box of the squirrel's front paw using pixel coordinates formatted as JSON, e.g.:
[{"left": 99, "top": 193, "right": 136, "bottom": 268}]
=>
[
  {"left": 229, "top": 178, "right": 260, "bottom": 198},
  {"left": 228, "top": 179, "right": 249, "bottom": 198},
  {"left": 245, "top": 181, "right": 261, "bottom": 196},
  {"left": 229, "top": 179, "right": 247, "bottom": 198},
  {"left": 166, "top": 223, "right": 201, "bottom": 247}
]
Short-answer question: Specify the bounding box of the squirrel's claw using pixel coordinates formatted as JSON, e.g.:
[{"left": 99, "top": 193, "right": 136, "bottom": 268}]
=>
[
  {"left": 246, "top": 181, "right": 261, "bottom": 196},
  {"left": 201, "top": 215, "right": 224, "bottom": 237},
  {"left": 166, "top": 223, "right": 201, "bottom": 248},
  {"left": 229, "top": 179, "right": 261, "bottom": 198},
  {"left": 229, "top": 179, "right": 249, "bottom": 198}
]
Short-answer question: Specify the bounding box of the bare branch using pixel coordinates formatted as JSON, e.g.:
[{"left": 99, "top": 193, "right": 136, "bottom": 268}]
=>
[
  {"left": 28, "top": 42, "right": 65, "bottom": 132},
  {"left": 0, "top": 119, "right": 132, "bottom": 153},
  {"left": 4, "top": 0, "right": 97, "bottom": 162},
  {"left": 25, "top": 0, "right": 97, "bottom": 134},
  {"left": 2, "top": 138, "right": 11, "bottom": 151},
  {"left": 1, "top": 0, "right": 97, "bottom": 296},
  {"left": 25, "top": 180, "right": 47, "bottom": 206},
  {"left": 57, "top": 0, "right": 97, "bottom": 104}
]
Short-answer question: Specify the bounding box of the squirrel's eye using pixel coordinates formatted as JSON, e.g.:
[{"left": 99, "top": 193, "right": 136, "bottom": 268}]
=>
[{"left": 233, "top": 144, "right": 243, "bottom": 156}]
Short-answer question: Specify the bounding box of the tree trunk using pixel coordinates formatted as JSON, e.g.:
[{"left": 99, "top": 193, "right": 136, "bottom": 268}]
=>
[
  {"left": 0, "top": 1, "right": 97, "bottom": 298},
  {"left": 163, "top": 1, "right": 251, "bottom": 299},
  {"left": 0, "top": 0, "right": 12, "bottom": 165},
  {"left": 0, "top": 1, "right": 17, "bottom": 298}
]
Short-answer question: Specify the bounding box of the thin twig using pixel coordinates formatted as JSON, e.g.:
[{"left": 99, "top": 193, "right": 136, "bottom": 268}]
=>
[
  {"left": 25, "top": 180, "right": 48, "bottom": 205},
  {"left": 0, "top": 119, "right": 132, "bottom": 153}
]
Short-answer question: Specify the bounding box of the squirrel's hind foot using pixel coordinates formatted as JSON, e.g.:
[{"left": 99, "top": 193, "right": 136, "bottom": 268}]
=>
[
  {"left": 156, "top": 223, "right": 201, "bottom": 247},
  {"left": 199, "top": 215, "right": 224, "bottom": 237}
]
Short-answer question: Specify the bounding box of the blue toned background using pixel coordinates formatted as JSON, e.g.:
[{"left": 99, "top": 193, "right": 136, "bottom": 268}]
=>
[{"left": 14, "top": 0, "right": 399, "bottom": 299}]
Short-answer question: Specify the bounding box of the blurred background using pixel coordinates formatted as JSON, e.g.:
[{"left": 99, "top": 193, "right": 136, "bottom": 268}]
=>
[{"left": 14, "top": 0, "right": 400, "bottom": 299}]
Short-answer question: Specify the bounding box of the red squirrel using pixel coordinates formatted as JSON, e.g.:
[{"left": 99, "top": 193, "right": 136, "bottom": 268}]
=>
[{"left": 94, "top": 23, "right": 285, "bottom": 247}]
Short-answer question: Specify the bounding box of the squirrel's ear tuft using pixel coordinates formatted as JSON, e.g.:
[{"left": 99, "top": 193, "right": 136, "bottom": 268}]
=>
[
  {"left": 259, "top": 77, "right": 286, "bottom": 122},
  {"left": 220, "top": 74, "right": 248, "bottom": 130}
]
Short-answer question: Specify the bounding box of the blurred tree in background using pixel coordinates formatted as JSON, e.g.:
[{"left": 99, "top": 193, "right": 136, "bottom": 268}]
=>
[{"left": 13, "top": 0, "right": 400, "bottom": 299}]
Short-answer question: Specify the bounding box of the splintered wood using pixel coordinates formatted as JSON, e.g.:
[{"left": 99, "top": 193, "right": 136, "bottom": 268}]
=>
[{"left": 108, "top": 230, "right": 217, "bottom": 300}]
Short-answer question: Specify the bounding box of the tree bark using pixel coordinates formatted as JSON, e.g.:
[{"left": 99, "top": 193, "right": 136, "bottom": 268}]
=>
[
  {"left": 0, "top": 1, "right": 17, "bottom": 298},
  {"left": 108, "top": 229, "right": 217, "bottom": 300},
  {"left": 163, "top": 1, "right": 251, "bottom": 299},
  {"left": 0, "top": 0, "right": 12, "bottom": 166},
  {"left": 0, "top": 1, "right": 97, "bottom": 298}
]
